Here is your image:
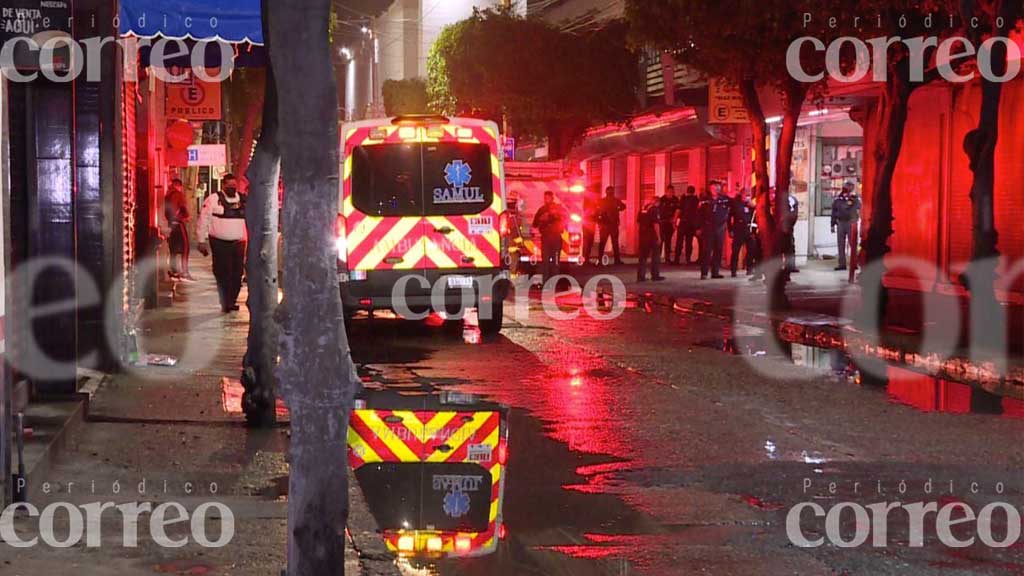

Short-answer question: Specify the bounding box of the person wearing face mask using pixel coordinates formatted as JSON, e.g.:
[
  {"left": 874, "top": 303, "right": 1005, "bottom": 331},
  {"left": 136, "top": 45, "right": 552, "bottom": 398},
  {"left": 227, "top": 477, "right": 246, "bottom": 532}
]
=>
[{"left": 198, "top": 174, "right": 248, "bottom": 312}]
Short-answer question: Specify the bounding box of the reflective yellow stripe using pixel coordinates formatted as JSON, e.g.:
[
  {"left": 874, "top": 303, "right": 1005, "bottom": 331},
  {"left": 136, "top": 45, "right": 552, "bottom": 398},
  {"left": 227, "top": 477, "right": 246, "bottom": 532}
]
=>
[
  {"left": 426, "top": 411, "right": 491, "bottom": 463},
  {"left": 355, "top": 217, "right": 420, "bottom": 271},
  {"left": 345, "top": 216, "right": 383, "bottom": 256},
  {"left": 426, "top": 216, "right": 493, "bottom": 268},
  {"left": 424, "top": 238, "right": 459, "bottom": 268},
  {"left": 342, "top": 195, "right": 355, "bottom": 218},
  {"left": 423, "top": 411, "right": 458, "bottom": 442},
  {"left": 393, "top": 239, "right": 424, "bottom": 270},
  {"left": 360, "top": 411, "right": 419, "bottom": 462},
  {"left": 343, "top": 156, "right": 352, "bottom": 182},
  {"left": 347, "top": 427, "right": 382, "bottom": 463}
]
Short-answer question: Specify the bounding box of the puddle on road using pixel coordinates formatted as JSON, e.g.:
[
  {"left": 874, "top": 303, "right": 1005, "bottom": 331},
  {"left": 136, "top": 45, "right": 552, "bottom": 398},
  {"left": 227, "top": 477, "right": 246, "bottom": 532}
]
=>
[{"left": 695, "top": 331, "right": 1024, "bottom": 420}]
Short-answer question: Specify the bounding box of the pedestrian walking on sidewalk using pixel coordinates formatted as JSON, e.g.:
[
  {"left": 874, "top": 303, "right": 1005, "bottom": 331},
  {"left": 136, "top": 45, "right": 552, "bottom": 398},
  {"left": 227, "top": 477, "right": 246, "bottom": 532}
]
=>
[
  {"left": 597, "top": 187, "right": 626, "bottom": 266},
  {"left": 165, "top": 178, "right": 195, "bottom": 282},
  {"left": 700, "top": 181, "right": 730, "bottom": 280},
  {"left": 830, "top": 181, "right": 861, "bottom": 271},
  {"left": 729, "top": 188, "right": 755, "bottom": 277},
  {"left": 197, "top": 174, "right": 248, "bottom": 313},
  {"left": 674, "top": 185, "right": 700, "bottom": 265},
  {"left": 637, "top": 197, "right": 664, "bottom": 282},
  {"left": 533, "top": 190, "right": 569, "bottom": 282},
  {"left": 659, "top": 185, "right": 679, "bottom": 264}
]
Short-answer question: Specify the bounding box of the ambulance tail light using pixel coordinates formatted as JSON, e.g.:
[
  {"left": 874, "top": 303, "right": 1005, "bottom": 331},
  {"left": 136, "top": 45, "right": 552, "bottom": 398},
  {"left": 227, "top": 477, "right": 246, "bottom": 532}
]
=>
[
  {"left": 455, "top": 535, "right": 472, "bottom": 553},
  {"left": 569, "top": 232, "right": 582, "bottom": 247},
  {"left": 335, "top": 215, "right": 348, "bottom": 263},
  {"left": 399, "top": 126, "right": 418, "bottom": 140},
  {"left": 497, "top": 437, "right": 508, "bottom": 465},
  {"left": 570, "top": 213, "right": 583, "bottom": 224},
  {"left": 499, "top": 211, "right": 511, "bottom": 236}
]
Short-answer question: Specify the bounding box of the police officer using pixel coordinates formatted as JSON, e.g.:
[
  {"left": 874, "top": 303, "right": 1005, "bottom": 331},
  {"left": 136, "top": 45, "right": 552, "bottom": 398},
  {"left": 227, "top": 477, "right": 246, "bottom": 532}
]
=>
[
  {"left": 674, "top": 185, "right": 700, "bottom": 265},
  {"left": 532, "top": 190, "right": 569, "bottom": 282},
  {"left": 597, "top": 187, "right": 627, "bottom": 266},
  {"left": 831, "top": 181, "right": 861, "bottom": 271},
  {"left": 198, "top": 173, "right": 247, "bottom": 313},
  {"left": 659, "top": 185, "right": 680, "bottom": 264},
  {"left": 637, "top": 197, "right": 665, "bottom": 282},
  {"left": 700, "top": 181, "right": 731, "bottom": 280},
  {"left": 729, "top": 189, "right": 755, "bottom": 277}
]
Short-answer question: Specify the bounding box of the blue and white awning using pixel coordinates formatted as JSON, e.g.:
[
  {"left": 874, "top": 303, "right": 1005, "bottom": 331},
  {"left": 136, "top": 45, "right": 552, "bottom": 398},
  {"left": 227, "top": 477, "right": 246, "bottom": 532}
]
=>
[{"left": 119, "top": 0, "right": 264, "bottom": 45}]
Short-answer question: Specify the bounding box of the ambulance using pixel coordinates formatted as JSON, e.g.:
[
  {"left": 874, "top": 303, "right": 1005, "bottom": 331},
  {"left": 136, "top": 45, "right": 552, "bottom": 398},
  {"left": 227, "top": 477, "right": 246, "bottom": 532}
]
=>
[
  {"left": 348, "top": 390, "right": 509, "bottom": 560},
  {"left": 504, "top": 163, "right": 588, "bottom": 275},
  {"left": 337, "top": 116, "right": 510, "bottom": 334}
]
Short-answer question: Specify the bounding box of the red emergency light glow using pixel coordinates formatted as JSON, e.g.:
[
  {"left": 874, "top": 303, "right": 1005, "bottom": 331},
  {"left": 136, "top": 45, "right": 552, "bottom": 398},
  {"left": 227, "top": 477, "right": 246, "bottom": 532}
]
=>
[
  {"left": 497, "top": 438, "right": 508, "bottom": 465},
  {"left": 570, "top": 214, "right": 583, "bottom": 224},
  {"left": 455, "top": 535, "right": 472, "bottom": 553},
  {"left": 359, "top": 298, "right": 372, "bottom": 307}
]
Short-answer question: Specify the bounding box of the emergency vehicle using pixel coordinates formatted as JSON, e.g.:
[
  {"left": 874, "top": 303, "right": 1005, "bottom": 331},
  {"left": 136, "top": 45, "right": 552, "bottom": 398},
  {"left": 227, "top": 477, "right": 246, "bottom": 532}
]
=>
[
  {"left": 504, "top": 162, "right": 587, "bottom": 275},
  {"left": 348, "top": 390, "right": 509, "bottom": 560},
  {"left": 336, "top": 116, "right": 510, "bottom": 334}
]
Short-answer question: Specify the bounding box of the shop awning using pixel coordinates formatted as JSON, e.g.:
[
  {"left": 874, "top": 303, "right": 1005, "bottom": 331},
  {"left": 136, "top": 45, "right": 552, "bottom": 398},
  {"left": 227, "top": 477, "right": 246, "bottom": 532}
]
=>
[
  {"left": 569, "top": 107, "right": 733, "bottom": 161},
  {"left": 119, "top": 0, "right": 263, "bottom": 44}
]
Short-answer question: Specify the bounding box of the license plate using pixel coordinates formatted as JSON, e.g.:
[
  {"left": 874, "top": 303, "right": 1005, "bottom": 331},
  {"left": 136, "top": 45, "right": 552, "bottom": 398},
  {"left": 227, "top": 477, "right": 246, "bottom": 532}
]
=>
[{"left": 447, "top": 276, "right": 474, "bottom": 289}]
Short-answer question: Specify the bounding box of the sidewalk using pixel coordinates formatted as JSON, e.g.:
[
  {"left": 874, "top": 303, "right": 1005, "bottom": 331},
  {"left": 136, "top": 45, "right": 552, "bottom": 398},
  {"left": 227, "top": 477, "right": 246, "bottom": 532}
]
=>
[
  {"left": 570, "top": 258, "right": 1024, "bottom": 397},
  {"left": 0, "top": 263, "right": 394, "bottom": 576}
]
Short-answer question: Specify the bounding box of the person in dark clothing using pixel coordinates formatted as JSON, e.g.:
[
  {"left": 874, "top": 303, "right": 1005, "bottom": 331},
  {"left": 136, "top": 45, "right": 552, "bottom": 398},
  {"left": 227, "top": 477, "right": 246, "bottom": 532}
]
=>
[
  {"left": 781, "top": 191, "right": 800, "bottom": 273},
  {"left": 674, "top": 185, "right": 700, "bottom": 265},
  {"left": 198, "top": 174, "right": 248, "bottom": 312},
  {"left": 597, "top": 187, "right": 626, "bottom": 265},
  {"left": 659, "top": 185, "right": 680, "bottom": 264},
  {"left": 831, "top": 181, "right": 861, "bottom": 271},
  {"left": 581, "top": 203, "right": 599, "bottom": 266},
  {"left": 637, "top": 197, "right": 665, "bottom": 282},
  {"left": 532, "top": 190, "right": 569, "bottom": 282},
  {"left": 729, "top": 189, "right": 755, "bottom": 277},
  {"left": 700, "top": 181, "right": 731, "bottom": 279},
  {"left": 165, "top": 178, "right": 194, "bottom": 282}
]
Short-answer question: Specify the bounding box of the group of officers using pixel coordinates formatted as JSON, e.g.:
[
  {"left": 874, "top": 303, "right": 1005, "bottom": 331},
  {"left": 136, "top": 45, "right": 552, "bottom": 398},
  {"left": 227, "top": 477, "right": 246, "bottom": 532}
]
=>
[{"left": 532, "top": 179, "right": 861, "bottom": 284}]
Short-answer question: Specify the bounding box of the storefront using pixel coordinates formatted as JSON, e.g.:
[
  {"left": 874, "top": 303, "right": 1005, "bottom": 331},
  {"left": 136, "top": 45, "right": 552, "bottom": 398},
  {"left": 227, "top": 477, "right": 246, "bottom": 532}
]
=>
[{"left": 769, "top": 111, "right": 864, "bottom": 265}]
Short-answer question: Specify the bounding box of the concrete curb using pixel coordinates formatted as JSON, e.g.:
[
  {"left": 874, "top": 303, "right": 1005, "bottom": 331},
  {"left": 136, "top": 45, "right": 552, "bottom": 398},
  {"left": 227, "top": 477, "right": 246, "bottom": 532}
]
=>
[{"left": 347, "top": 470, "right": 400, "bottom": 576}]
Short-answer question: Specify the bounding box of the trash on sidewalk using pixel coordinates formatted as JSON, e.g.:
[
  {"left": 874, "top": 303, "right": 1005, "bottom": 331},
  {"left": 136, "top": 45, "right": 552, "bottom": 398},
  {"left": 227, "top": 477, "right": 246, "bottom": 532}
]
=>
[{"left": 136, "top": 354, "right": 179, "bottom": 367}]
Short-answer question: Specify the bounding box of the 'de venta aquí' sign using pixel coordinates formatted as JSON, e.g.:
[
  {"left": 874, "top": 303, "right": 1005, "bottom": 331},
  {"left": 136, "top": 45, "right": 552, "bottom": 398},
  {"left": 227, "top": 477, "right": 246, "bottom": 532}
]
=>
[{"left": 0, "top": 0, "right": 70, "bottom": 43}]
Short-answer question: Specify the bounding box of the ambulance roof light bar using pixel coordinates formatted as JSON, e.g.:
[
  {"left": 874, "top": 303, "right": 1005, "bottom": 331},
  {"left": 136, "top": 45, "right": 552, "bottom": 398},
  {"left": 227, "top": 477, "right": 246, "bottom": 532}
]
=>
[{"left": 392, "top": 114, "right": 450, "bottom": 126}]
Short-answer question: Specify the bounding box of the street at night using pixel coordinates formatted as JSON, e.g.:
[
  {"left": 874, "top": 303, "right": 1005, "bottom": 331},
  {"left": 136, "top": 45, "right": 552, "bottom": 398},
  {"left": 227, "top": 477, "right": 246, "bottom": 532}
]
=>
[{"left": 3, "top": 0, "right": 1024, "bottom": 575}]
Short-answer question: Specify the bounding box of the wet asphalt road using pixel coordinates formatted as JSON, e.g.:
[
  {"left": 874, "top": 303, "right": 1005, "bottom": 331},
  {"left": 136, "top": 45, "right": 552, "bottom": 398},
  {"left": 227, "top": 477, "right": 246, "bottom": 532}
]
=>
[{"left": 347, "top": 294, "right": 1024, "bottom": 576}]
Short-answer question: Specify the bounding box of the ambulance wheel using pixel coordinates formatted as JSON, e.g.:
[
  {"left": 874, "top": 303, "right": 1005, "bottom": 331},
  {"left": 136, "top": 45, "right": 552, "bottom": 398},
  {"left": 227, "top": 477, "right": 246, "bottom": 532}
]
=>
[{"left": 479, "top": 297, "right": 505, "bottom": 337}]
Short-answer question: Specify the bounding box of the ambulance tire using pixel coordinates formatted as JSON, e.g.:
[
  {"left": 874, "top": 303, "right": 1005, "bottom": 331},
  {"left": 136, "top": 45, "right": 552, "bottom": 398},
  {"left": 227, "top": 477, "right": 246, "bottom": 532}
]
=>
[{"left": 479, "top": 296, "right": 505, "bottom": 337}]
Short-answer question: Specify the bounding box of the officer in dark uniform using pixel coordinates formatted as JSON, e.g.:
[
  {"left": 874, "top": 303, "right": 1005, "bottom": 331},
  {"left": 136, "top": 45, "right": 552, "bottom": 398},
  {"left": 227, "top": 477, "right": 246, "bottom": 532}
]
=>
[
  {"left": 674, "top": 185, "right": 700, "bottom": 264},
  {"left": 830, "top": 181, "right": 861, "bottom": 271},
  {"left": 729, "top": 189, "right": 755, "bottom": 277},
  {"left": 659, "top": 185, "right": 680, "bottom": 264},
  {"left": 533, "top": 191, "right": 569, "bottom": 282},
  {"left": 700, "top": 181, "right": 731, "bottom": 279},
  {"left": 637, "top": 197, "right": 665, "bottom": 282}
]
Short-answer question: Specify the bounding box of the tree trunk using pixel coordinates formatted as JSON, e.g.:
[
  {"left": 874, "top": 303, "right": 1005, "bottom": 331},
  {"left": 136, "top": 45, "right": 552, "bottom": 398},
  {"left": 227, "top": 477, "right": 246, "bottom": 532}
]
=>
[
  {"left": 738, "top": 76, "right": 774, "bottom": 258},
  {"left": 241, "top": 53, "right": 280, "bottom": 428},
  {"left": 860, "top": 76, "right": 912, "bottom": 332},
  {"left": 963, "top": 1, "right": 1018, "bottom": 352},
  {"left": 770, "top": 81, "right": 808, "bottom": 307},
  {"left": 236, "top": 89, "right": 265, "bottom": 189},
  {"left": 268, "top": 0, "right": 356, "bottom": 572}
]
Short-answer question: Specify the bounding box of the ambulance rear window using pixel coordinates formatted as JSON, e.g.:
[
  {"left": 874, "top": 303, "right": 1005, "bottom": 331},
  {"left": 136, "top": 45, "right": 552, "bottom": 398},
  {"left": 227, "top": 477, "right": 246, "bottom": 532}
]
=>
[
  {"left": 351, "top": 144, "right": 423, "bottom": 217},
  {"left": 422, "top": 142, "right": 493, "bottom": 216},
  {"left": 350, "top": 142, "right": 493, "bottom": 217}
]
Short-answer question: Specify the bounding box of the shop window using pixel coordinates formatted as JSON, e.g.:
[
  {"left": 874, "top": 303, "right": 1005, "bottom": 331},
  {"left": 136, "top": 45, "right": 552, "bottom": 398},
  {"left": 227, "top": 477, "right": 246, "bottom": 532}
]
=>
[{"left": 816, "top": 139, "right": 863, "bottom": 217}]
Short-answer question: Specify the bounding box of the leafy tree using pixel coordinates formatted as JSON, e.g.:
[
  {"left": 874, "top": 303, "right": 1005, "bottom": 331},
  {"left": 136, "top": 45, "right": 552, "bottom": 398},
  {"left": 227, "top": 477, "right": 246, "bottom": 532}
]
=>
[
  {"left": 382, "top": 78, "right": 431, "bottom": 116},
  {"left": 626, "top": 0, "right": 844, "bottom": 308},
  {"left": 427, "top": 7, "right": 640, "bottom": 158}
]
